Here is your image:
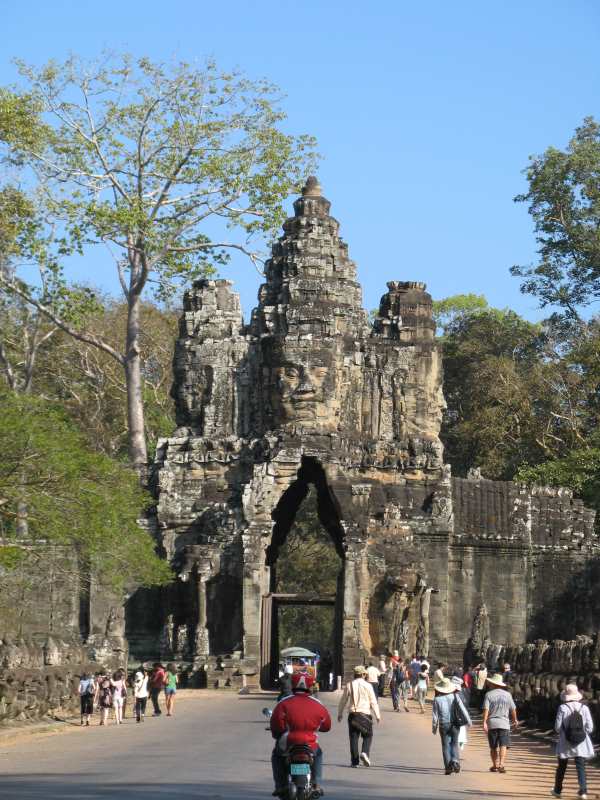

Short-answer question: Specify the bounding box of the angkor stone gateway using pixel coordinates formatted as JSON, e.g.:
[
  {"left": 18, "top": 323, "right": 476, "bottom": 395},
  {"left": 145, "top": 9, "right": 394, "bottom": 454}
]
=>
[{"left": 137, "top": 177, "right": 599, "bottom": 689}]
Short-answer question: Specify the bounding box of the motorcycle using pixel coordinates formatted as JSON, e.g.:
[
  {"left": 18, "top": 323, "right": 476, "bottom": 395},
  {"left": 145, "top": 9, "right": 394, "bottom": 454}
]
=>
[{"left": 284, "top": 744, "right": 322, "bottom": 800}]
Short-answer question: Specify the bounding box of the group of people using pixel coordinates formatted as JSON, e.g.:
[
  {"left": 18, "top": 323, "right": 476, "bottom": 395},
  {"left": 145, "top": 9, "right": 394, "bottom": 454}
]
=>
[
  {"left": 270, "top": 656, "right": 595, "bottom": 800},
  {"left": 77, "top": 662, "right": 178, "bottom": 726}
]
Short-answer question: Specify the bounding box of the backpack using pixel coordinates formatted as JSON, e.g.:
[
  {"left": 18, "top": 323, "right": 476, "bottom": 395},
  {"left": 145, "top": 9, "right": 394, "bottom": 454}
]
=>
[
  {"left": 451, "top": 695, "right": 470, "bottom": 727},
  {"left": 100, "top": 679, "right": 112, "bottom": 704},
  {"left": 564, "top": 704, "right": 587, "bottom": 745}
]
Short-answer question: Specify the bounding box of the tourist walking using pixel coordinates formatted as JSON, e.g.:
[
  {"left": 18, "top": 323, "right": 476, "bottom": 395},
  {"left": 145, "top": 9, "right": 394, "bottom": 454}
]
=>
[
  {"left": 110, "top": 669, "right": 127, "bottom": 725},
  {"left": 98, "top": 672, "right": 113, "bottom": 726},
  {"left": 365, "top": 661, "right": 380, "bottom": 698},
  {"left": 149, "top": 662, "right": 166, "bottom": 716},
  {"left": 482, "top": 672, "right": 518, "bottom": 773},
  {"left": 432, "top": 677, "right": 471, "bottom": 775},
  {"left": 474, "top": 662, "right": 488, "bottom": 707},
  {"left": 415, "top": 664, "right": 430, "bottom": 713},
  {"left": 133, "top": 667, "right": 149, "bottom": 722},
  {"left": 462, "top": 666, "right": 473, "bottom": 707},
  {"left": 390, "top": 658, "right": 410, "bottom": 712},
  {"left": 550, "top": 683, "right": 594, "bottom": 799},
  {"left": 78, "top": 671, "right": 96, "bottom": 726},
  {"left": 433, "top": 662, "right": 446, "bottom": 683},
  {"left": 338, "top": 665, "right": 381, "bottom": 767},
  {"left": 164, "top": 662, "right": 178, "bottom": 716},
  {"left": 408, "top": 654, "right": 421, "bottom": 699},
  {"left": 378, "top": 654, "right": 387, "bottom": 697}
]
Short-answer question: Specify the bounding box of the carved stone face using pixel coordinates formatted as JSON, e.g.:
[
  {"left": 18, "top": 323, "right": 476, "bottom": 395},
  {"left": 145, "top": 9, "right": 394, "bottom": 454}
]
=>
[{"left": 265, "top": 341, "right": 339, "bottom": 430}]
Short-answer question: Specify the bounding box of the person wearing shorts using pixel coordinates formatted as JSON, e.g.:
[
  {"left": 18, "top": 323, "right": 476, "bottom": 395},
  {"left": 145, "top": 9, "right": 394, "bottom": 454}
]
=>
[
  {"left": 164, "top": 662, "right": 178, "bottom": 716},
  {"left": 482, "top": 673, "right": 518, "bottom": 773},
  {"left": 110, "top": 669, "right": 127, "bottom": 725},
  {"left": 78, "top": 672, "right": 96, "bottom": 726}
]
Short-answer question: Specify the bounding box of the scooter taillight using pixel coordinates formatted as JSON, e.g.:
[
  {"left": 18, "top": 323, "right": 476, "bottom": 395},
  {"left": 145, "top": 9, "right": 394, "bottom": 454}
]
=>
[{"left": 289, "top": 747, "right": 314, "bottom": 764}]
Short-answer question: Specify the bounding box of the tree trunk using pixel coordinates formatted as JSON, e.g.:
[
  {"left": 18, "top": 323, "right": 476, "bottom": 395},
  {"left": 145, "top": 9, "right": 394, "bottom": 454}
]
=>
[{"left": 125, "top": 291, "right": 148, "bottom": 474}]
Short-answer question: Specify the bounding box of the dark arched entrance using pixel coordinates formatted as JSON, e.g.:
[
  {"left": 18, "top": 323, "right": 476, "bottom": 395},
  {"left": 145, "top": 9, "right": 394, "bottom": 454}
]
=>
[{"left": 260, "top": 457, "right": 346, "bottom": 688}]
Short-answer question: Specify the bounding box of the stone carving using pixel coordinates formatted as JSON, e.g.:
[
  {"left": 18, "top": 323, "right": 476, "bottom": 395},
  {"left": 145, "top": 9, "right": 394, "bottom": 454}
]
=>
[{"left": 144, "top": 178, "right": 600, "bottom": 687}]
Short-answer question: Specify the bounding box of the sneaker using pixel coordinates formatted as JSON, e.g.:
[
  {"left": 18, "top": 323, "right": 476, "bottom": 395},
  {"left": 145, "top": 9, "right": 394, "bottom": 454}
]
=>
[
  {"left": 360, "top": 752, "right": 371, "bottom": 767},
  {"left": 445, "top": 767, "right": 453, "bottom": 775},
  {"left": 578, "top": 794, "right": 588, "bottom": 800},
  {"left": 350, "top": 764, "right": 359, "bottom": 768},
  {"left": 550, "top": 792, "right": 561, "bottom": 798},
  {"left": 453, "top": 762, "right": 461, "bottom": 773}
]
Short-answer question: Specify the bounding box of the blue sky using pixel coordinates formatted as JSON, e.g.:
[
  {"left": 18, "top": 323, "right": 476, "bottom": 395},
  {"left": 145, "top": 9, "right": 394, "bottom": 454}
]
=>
[{"left": 2, "top": 0, "right": 599, "bottom": 320}]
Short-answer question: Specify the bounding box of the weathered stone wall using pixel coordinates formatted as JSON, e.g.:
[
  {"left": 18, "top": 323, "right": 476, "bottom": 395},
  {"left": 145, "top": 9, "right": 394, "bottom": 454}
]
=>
[{"left": 446, "top": 477, "right": 598, "bottom": 661}]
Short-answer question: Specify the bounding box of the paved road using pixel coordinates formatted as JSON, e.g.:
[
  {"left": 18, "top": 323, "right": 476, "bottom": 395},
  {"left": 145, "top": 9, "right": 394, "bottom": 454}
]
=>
[{"left": 0, "top": 691, "right": 598, "bottom": 799}]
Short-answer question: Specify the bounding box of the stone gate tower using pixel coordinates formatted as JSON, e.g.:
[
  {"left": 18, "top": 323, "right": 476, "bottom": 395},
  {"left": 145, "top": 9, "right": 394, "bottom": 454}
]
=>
[{"left": 146, "top": 178, "right": 598, "bottom": 687}]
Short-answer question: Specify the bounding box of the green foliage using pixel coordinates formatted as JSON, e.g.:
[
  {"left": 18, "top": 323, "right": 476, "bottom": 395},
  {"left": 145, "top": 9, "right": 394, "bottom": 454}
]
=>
[
  {"left": 441, "top": 307, "right": 551, "bottom": 479},
  {"left": 1, "top": 53, "right": 319, "bottom": 300},
  {"left": 516, "top": 445, "right": 600, "bottom": 513},
  {"left": 432, "top": 293, "right": 489, "bottom": 334},
  {"left": 512, "top": 117, "right": 600, "bottom": 319},
  {"left": 33, "top": 299, "right": 178, "bottom": 458},
  {"left": 0, "top": 391, "right": 172, "bottom": 593}
]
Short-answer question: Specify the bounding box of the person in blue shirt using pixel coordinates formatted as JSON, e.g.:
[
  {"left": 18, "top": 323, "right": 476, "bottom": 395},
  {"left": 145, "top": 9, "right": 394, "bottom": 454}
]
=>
[{"left": 432, "top": 677, "right": 472, "bottom": 774}]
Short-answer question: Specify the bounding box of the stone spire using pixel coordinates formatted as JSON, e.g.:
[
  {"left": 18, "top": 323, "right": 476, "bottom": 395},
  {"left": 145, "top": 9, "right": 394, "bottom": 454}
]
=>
[{"left": 252, "top": 177, "right": 367, "bottom": 337}]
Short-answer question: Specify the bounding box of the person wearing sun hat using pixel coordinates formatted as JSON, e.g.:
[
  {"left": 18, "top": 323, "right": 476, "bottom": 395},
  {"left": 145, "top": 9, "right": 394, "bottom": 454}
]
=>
[
  {"left": 338, "top": 665, "right": 381, "bottom": 768},
  {"left": 432, "top": 677, "right": 471, "bottom": 774},
  {"left": 550, "top": 683, "right": 594, "bottom": 799},
  {"left": 482, "top": 672, "right": 518, "bottom": 774}
]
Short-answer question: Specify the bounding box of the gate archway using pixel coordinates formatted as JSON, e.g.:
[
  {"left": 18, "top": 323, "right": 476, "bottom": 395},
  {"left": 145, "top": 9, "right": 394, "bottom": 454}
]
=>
[{"left": 260, "top": 457, "right": 346, "bottom": 688}]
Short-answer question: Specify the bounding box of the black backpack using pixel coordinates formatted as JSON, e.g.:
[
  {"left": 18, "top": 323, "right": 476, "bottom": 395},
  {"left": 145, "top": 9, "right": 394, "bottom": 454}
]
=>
[
  {"left": 451, "top": 695, "right": 470, "bottom": 727},
  {"left": 564, "top": 704, "right": 587, "bottom": 745}
]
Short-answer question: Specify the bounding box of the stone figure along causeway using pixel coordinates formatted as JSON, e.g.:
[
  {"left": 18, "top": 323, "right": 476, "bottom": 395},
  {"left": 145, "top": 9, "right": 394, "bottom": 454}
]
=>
[{"left": 146, "top": 177, "right": 599, "bottom": 688}]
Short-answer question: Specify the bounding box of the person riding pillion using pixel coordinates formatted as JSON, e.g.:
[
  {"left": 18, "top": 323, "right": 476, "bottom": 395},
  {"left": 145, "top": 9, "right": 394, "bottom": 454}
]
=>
[{"left": 270, "top": 671, "right": 331, "bottom": 798}]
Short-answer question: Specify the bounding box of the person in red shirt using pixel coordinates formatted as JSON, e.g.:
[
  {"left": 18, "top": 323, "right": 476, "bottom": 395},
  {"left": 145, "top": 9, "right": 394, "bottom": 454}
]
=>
[
  {"left": 270, "top": 672, "right": 331, "bottom": 797},
  {"left": 149, "top": 662, "right": 166, "bottom": 716}
]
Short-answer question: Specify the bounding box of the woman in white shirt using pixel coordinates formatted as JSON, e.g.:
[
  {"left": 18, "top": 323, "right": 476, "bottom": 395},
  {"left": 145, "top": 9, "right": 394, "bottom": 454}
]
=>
[
  {"left": 338, "top": 665, "right": 381, "bottom": 767},
  {"left": 133, "top": 668, "right": 149, "bottom": 722}
]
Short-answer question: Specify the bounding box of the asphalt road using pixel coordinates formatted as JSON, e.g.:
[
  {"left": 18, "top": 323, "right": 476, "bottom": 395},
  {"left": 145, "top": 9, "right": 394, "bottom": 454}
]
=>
[{"left": 0, "top": 691, "right": 597, "bottom": 799}]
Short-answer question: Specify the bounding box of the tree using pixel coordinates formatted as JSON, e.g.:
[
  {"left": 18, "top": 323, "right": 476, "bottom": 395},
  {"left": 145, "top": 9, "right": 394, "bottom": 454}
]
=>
[
  {"left": 37, "top": 299, "right": 178, "bottom": 459},
  {"left": 0, "top": 55, "right": 318, "bottom": 470},
  {"left": 0, "top": 390, "right": 172, "bottom": 594},
  {"left": 432, "top": 293, "right": 488, "bottom": 335},
  {"left": 512, "top": 117, "right": 600, "bottom": 320},
  {"left": 441, "top": 307, "right": 552, "bottom": 479}
]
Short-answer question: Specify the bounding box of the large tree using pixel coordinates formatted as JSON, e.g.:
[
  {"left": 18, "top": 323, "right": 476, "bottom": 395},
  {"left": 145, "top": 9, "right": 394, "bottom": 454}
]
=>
[
  {"left": 0, "top": 390, "right": 172, "bottom": 595},
  {"left": 511, "top": 117, "right": 600, "bottom": 320},
  {"left": 0, "top": 55, "right": 318, "bottom": 470}
]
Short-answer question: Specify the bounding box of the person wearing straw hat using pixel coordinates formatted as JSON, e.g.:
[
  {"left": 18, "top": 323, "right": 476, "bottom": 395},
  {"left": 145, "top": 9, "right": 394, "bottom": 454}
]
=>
[
  {"left": 550, "top": 683, "right": 594, "bottom": 799},
  {"left": 482, "top": 672, "right": 518, "bottom": 774},
  {"left": 432, "top": 677, "right": 471, "bottom": 774},
  {"left": 338, "top": 665, "right": 381, "bottom": 767}
]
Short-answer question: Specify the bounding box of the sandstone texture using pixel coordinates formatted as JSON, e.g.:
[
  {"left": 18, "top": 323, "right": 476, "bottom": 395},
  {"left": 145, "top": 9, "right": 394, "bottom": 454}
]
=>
[{"left": 144, "top": 178, "right": 600, "bottom": 688}]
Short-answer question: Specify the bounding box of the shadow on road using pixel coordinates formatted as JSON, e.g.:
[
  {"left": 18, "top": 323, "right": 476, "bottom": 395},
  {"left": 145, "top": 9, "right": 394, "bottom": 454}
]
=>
[{"left": 0, "top": 775, "right": 479, "bottom": 800}]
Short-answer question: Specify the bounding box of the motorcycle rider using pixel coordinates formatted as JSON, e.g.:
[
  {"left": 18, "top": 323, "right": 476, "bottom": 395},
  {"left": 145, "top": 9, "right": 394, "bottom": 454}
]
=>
[{"left": 270, "top": 671, "right": 332, "bottom": 797}]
